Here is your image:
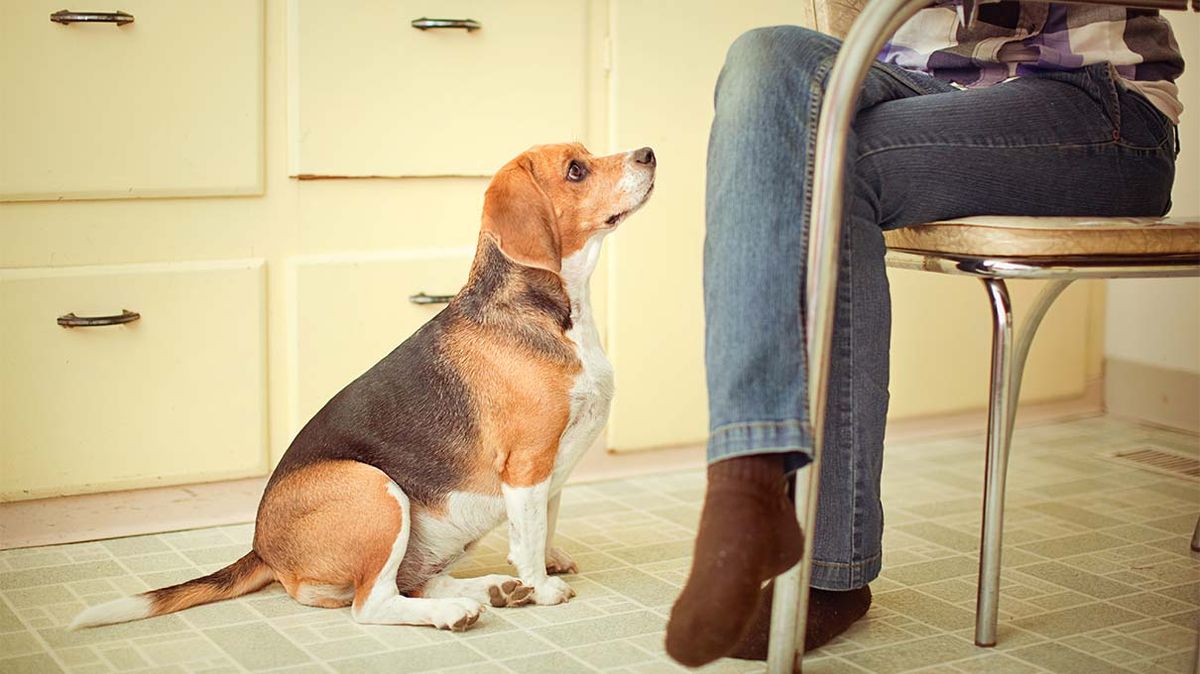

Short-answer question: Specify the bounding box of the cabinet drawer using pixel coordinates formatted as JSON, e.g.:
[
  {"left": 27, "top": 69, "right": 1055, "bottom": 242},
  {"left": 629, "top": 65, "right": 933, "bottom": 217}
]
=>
[
  {"left": 291, "top": 0, "right": 588, "bottom": 177},
  {"left": 0, "top": 260, "right": 267, "bottom": 500},
  {"left": 288, "top": 250, "right": 474, "bottom": 435},
  {"left": 0, "top": 1, "right": 263, "bottom": 201}
]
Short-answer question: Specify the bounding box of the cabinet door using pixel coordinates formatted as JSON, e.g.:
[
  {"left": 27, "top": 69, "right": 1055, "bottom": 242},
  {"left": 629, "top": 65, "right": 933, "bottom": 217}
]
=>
[
  {"left": 0, "top": 260, "right": 267, "bottom": 500},
  {"left": 0, "top": 0, "right": 263, "bottom": 201},
  {"left": 291, "top": 0, "right": 589, "bottom": 177},
  {"left": 287, "top": 251, "right": 475, "bottom": 440},
  {"left": 607, "top": 2, "right": 813, "bottom": 452}
]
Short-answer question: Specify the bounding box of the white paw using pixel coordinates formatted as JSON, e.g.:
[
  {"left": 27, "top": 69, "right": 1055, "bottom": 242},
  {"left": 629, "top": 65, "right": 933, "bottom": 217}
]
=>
[
  {"left": 545, "top": 547, "right": 578, "bottom": 575},
  {"left": 531, "top": 576, "right": 576, "bottom": 605},
  {"left": 429, "top": 598, "right": 484, "bottom": 631}
]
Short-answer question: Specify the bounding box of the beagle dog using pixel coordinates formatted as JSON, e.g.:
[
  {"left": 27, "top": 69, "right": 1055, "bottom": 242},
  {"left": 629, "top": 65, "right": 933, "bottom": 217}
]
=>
[{"left": 71, "top": 143, "right": 656, "bottom": 632}]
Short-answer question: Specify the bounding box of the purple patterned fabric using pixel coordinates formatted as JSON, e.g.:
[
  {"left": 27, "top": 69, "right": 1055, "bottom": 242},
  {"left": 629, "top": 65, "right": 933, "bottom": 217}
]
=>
[{"left": 878, "top": 2, "right": 1184, "bottom": 88}]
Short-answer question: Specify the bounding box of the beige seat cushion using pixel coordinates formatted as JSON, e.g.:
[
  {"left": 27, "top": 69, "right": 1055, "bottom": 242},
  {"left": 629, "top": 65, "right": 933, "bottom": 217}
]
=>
[{"left": 882, "top": 216, "right": 1200, "bottom": 257}]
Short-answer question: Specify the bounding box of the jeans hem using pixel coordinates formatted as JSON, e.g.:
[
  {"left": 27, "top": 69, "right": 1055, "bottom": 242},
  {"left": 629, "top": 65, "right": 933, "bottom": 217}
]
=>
[
  {"left": 707, "top": 420, "right": 813, "bottom": 472},
  {"left": 809, "top": 553, "right": 882, "bottom": 591}
]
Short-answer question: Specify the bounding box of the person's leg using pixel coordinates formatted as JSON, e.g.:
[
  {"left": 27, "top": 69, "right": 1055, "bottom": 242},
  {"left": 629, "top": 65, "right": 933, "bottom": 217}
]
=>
[
  {"left": 811, "top": 62, "right": 1173, "bottom": 592},
  {"left": 665, "top": 25, "right": 947, "bottom": 667},
  {"left": 700, "top": 26, "right": 940, "bottom": 475},
  {"left": 853, "top": 63, "right": 1175, "bottom": 227},
  {"left": 686, "top": 55, "right": 1176, "bottom": 664}
]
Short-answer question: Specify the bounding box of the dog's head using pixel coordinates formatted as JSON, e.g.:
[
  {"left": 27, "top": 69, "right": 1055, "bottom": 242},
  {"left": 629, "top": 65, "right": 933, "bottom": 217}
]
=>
[{"left": 481, "top": 143, "right": 655, "bottom": 275}]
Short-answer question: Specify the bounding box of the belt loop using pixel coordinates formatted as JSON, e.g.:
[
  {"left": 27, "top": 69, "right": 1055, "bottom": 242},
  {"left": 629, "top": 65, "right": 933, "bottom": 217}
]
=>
[{"left": 1102, "top": 64, "right": 1122, "bottom": 136}]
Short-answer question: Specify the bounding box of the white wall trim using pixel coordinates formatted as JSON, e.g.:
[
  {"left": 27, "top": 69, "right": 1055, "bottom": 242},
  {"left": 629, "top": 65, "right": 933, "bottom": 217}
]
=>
[{"left": 1105, "top": 357, "right": 1200, "bottom": 434}]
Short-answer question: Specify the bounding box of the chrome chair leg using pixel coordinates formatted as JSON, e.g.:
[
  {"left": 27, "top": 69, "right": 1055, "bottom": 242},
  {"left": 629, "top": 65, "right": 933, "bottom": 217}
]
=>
[
  {"left": 768, "top": 466, "right": 812, "bottom": 673},
  {"left": 1192, "top": 626, "right": 1199, "bottom": 674},
  {"left": 1008, "top": 281, "right": 1073, "bottom": 435},
  {"left": 977, "top": 278, "right": 1015, "bottom": 647},
  {"left": 772, "top": 0, "right": 932, "bottom": 669},
  {"left": 975, "top": 279, "right": 1072, "bottom": 646}
]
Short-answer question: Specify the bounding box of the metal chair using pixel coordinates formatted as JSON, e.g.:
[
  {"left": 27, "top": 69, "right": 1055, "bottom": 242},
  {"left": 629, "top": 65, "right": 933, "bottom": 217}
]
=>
[
  {"left": 767, "top": 1, "right": 1200, "bottom": 671},
  {"left": 883, "top": 219, "right": 1199, "bottom": 642}
]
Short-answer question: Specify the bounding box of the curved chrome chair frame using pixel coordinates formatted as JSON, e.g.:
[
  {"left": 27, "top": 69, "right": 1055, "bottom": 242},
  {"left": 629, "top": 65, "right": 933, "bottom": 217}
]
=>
[{"left": 768, "top": 1, "right": 1200, "bottom": 671}]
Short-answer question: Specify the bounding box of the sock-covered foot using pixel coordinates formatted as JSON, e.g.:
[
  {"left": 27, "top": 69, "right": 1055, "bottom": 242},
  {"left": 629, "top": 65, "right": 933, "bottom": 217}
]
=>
[
  {"left": 729, "top": 581, "right": 872, "bottom": 662},
  {"left": 665, "top": 455, "right": 804, "bottom": 668}
]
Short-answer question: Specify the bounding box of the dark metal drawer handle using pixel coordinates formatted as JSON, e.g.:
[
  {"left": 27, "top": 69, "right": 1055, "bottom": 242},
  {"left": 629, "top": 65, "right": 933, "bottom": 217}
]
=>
[
  {"left": 411, "top": 17, "right": 481, "bottom": 32},
  {"left": 408, "top": 292, "right": 454, "bottom": 305},
  {"left": 57, "top": 309, "right": 140, "bottom": 328},
  {"left": 50, "top": 10, "right": 135, "bottom": 26}
]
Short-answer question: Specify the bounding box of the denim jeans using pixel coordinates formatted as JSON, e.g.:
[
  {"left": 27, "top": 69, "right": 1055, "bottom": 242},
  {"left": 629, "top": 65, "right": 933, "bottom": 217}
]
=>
[{"left": 704, "top": 26, "right": 1177, "bottom": 590}]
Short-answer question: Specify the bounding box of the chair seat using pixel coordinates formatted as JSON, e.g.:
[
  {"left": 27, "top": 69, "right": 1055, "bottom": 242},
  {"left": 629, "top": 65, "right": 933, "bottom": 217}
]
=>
[{"left": 882, "top": 216, "right": 1200, "bottom": 257}]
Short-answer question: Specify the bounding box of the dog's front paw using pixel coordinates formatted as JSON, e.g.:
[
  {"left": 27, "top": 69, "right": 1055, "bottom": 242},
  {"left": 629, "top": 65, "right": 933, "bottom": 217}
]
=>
[
  {"left": 531, "top": 576, "right": 576, "bottom": 605},
  {"left": 545, "top": 547, "right": 579, "bottom": 575},
  {"left": 429, "top": 598, "right": 485, "bottom": 632},
  {"left": 487, "top": 579, "right": 535, "bottom": 608}
]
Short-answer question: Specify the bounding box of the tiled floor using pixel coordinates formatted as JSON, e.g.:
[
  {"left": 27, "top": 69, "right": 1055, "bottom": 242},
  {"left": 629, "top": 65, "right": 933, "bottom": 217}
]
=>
[{"left": 1, "top": 415, "right": 1197, "bottom": 674}]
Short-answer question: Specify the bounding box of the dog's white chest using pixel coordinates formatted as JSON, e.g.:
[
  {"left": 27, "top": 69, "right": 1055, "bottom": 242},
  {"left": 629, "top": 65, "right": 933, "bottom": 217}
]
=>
[
  {"left": 553, "top": 242, "right": 614, "bottom": 490},
  {"left": 551, "top": 319, "right": 611, "bottom": 491}
]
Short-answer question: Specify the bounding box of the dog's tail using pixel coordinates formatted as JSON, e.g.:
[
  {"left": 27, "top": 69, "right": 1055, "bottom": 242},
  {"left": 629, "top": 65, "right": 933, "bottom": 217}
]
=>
[{"left": 70, "top": 550, "right": 274, "bottom": 630}]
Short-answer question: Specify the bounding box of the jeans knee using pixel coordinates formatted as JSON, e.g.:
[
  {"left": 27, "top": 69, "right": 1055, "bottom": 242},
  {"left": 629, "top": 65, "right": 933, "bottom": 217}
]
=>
[
  {"left": 725, "top": 25, "right": 836, "bottom": 72},
  {"left": 716, "top": 26, "right": 838, "bottom": 111}
]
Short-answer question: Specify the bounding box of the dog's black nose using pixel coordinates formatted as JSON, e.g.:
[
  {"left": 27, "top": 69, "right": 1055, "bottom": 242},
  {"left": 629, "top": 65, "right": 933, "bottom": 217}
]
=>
[{"left": 634, "top": 147, "right": 656, "bottom": 167}]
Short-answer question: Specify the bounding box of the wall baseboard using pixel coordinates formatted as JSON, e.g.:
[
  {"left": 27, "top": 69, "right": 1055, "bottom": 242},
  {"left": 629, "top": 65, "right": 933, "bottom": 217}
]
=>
[
  {"left": 1105, "top": 358, "right": 1200, "bottom": 434},
  {"left": 0, "top": 478, "right": 266, "bottom": 551}
]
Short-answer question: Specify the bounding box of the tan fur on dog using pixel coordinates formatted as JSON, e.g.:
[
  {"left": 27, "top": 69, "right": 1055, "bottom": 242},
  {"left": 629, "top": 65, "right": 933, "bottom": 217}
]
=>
[{"left": 70, "top": 143, "right": 655, "bottom": 632}]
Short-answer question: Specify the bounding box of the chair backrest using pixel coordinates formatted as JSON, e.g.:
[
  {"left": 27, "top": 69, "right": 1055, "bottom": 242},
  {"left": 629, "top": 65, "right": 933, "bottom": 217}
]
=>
[{"left": 812, "top": 0, "right": 867, "bottom": 38}]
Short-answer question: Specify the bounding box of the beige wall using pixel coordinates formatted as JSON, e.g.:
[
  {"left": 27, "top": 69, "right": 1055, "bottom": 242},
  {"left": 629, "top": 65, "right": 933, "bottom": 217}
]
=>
[
  {"left": 1104, "top": 13, "right": 1200, "bottom": 432},
  {"left": 1106, "top": 12, "right": 1200, "bottom": 377},
  {"left": 1106, "top": 278, "right": 1200, "bottom": 375}
]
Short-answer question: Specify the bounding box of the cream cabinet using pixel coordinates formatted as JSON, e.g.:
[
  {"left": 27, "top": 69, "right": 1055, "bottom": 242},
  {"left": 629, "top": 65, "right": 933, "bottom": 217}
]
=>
[
  {"left": 0, "top": 0, "right": 264, "bottom": 201},
  {"left": 287, "top": 251, "right": 475, "bottom": 433},
  {"left": 0, "top": 0, "right": 1106, "bottom": 502},
  {"left": 290, "top": 0, "right": 590, "bottom": 177},
  {"left": 0, "top": 260, "right": 268, "bottom": 500}
]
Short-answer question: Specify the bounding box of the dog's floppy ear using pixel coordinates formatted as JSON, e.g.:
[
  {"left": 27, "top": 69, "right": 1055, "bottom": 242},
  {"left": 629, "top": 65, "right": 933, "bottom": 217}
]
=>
[{"left": 481, "top": 158, "right": 561, "bottom": 274}]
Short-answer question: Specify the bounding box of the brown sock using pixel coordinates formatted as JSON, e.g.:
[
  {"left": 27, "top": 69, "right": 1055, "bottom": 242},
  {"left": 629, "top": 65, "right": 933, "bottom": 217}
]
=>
[
  {"left": 665, "top": 455, "right": 804, "bottom": 668},
  {"left": 730, "top": 581, "right": 873, "bottom": 662}
]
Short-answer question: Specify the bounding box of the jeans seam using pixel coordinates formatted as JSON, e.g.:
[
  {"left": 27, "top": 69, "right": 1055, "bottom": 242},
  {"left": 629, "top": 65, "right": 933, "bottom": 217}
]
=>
[
  {"left": 708, "top": 421, "right": 812, "bottom": 459},
  {"left": 811, "top": 552, "right": 881, "bottom": 570},
  {"left": 1115, "top": 136, "right": 1175, "bottom": 152},
  {"left": 800, "top": 53, "right": 838, "bottom": 381},
  {"left": 811, "top": 551, "right": 882, "bottom": 591},
  {"left": 1096, "top": 63, "right": 1122, "bottom": 136},
  {"left": 845, "top": 207, "right": 862, "bottom": 582},
  {"left": 871, "top": 62, "right": 935, "bottom": 96},
  {"left": 711, "top": 420, "right": 807, "bottom": 433},
  {"left": 857, "top": 139, "right": 1118, "bottom": 162}
]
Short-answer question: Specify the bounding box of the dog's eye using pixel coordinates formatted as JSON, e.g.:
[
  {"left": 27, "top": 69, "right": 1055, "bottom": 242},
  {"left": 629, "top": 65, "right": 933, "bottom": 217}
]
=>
[{"left": 566, "top": 161, "right": 588, "bottom": 182}]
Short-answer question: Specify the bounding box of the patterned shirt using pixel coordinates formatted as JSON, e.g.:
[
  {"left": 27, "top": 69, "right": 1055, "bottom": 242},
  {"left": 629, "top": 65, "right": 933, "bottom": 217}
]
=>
[{"left": 878, "top": 1, "right": 1185, "bottom": 123}]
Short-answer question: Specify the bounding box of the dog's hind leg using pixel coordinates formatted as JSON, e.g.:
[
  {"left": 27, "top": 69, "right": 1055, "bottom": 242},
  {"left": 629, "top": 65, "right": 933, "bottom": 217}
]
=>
[
  {"left": 419, "top": 574, "right": 534, "bottom": 608},
  {"left": 348, "top": 478, "right": 484, "bottom": 630},
  {"left": 293, "top": 583, "right": 354, "bottom": 609},
  {"left": 257, "top": 460, "right": 484, "bottom": 631}
]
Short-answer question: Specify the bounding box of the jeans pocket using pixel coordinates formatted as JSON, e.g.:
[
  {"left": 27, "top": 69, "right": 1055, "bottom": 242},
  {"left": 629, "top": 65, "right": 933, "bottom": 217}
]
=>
[
  {"left": 1119, "top": 88, "right": 1175, "bottom": 152},
  {"left": 1023, "top": 63, "right": 1122, "bottom": 144}
]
